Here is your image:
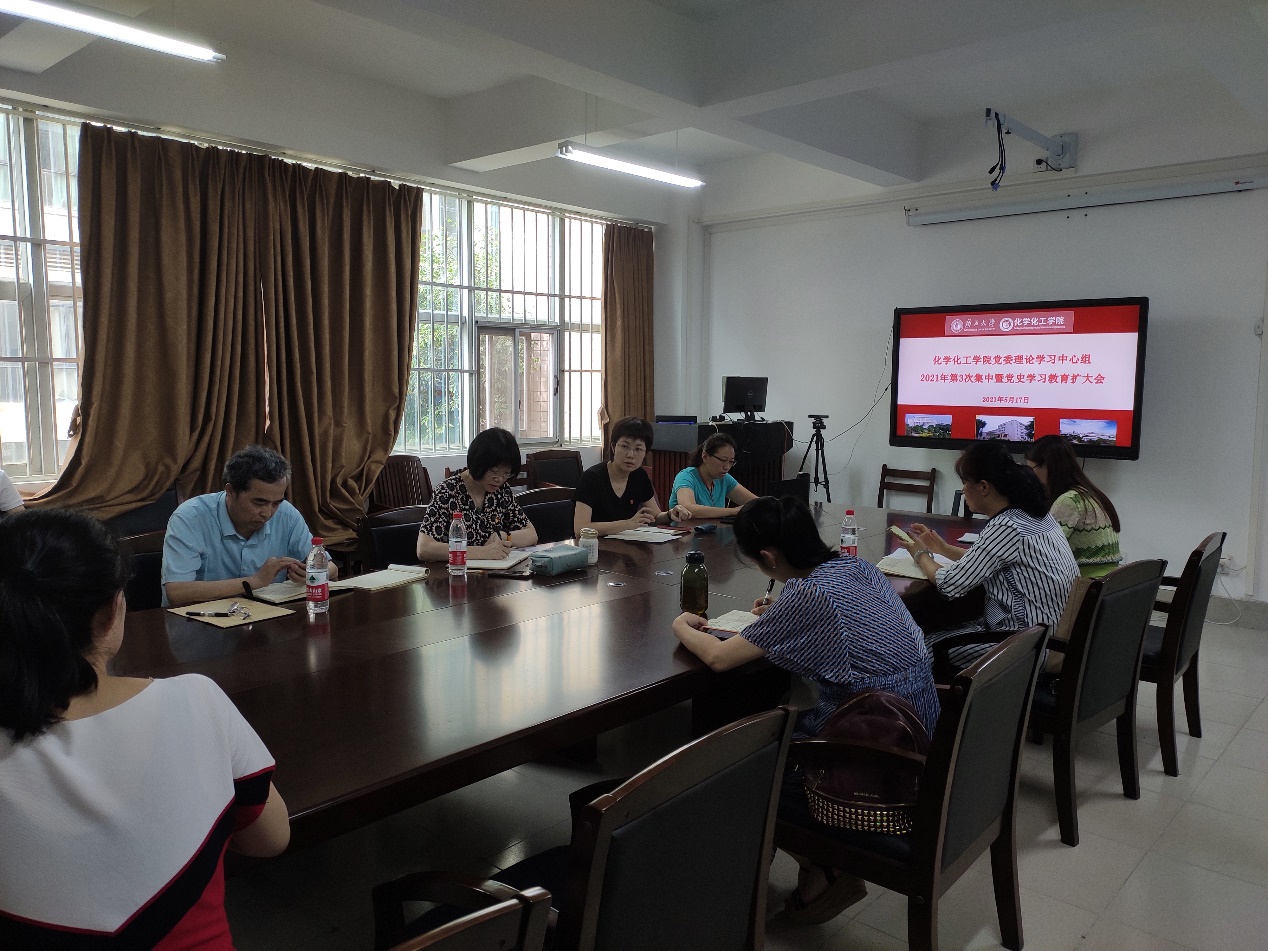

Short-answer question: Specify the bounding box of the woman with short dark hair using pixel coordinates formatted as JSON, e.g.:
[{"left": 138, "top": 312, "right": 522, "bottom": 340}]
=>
[
  {"left": 0, "top": 509, "right": 290, "bottom": 948},
  {"left": 1025, "top": 435, "right": 1123, "bottom": 577},
  {"left": 573, "top": 417, "right": 692, "bottom": 536},
  {"left": 417, "top": 427, "right": 538, "bottom": 562},
  {"left": 668, "top": 433, "right": 759, "bottom": 519},
  {"left": 895, "top": 441, "right": 1079, "bottom": 668},
  {"left": 672, "top": 495, "right": 936, "bottom": 924}
]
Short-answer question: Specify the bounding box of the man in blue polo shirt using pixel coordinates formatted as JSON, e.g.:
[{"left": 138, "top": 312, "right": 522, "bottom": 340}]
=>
[{"left": 161, "top": 445, "right": 337, "bottom": 607}]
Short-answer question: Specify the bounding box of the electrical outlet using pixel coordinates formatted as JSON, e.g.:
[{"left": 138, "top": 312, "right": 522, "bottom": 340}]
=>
[{"left": 1219, "top": 555, "right": 1232, "bottom": 574}]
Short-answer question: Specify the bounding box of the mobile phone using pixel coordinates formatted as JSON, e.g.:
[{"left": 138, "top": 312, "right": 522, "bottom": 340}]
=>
[
  {"left": 889, "top": 526, "right": 914, "bottom": 544},
  {"left": 488, "top": 569, "right": 534, "bottom": 579},
  {"left": 693, "top": 523, "right": 718, "bottom": 535}
]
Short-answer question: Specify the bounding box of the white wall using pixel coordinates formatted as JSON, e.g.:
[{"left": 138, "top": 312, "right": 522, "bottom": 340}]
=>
[{"left": 694, "top": 190, "right": 1268, "bottom": 599}]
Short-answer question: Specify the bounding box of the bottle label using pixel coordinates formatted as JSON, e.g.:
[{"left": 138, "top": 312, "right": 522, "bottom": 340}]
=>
[
  {"left": 449, "top": 548, "right": 467, "bottom": 567},
  {"left": 306, "top": 568, "right": 329, "bottom": 601}
]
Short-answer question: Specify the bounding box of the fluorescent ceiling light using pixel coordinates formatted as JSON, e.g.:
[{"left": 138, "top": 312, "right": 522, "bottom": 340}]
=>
[
  {"left": 557, "top": 141, "right": 702, "bottom": 188},
  {"left": 0, "top": 0, "right": 224, "bottom": 62},
  {"left": 905, "top": 177, "right": 1263, "bottom": 226}
]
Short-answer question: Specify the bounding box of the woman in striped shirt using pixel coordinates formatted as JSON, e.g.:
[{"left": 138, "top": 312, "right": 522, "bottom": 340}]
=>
[
  {"left": 672, "top": 495, "right": 937, "bottom": 924},
  {"left": 897, "top": 441, "right": 1079, "bottom": 672}
]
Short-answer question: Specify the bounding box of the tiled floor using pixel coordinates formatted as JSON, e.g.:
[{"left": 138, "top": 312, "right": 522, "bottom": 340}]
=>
[{"left": 225, "top": 621, "right": 1268, "bottom": 950}]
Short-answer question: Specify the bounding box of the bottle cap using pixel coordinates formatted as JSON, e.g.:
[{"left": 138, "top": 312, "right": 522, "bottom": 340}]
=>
[
  {"left": 452, "top": 511, "right": 464, "bottom": 519},
  {"left": 686, "top": 551, "right": 705, "bottom": 564},
  {"left": 312, "top": 536, "right": 323, "bottom": 545},
  {"left": 845, "top": 509, "right": 854, "bottom": 515}
]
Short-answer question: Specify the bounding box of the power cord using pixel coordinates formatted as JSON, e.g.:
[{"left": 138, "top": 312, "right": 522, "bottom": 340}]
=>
[
  {"left": 1207, "top": 566, "right": 1245, "bottom": 626},
  {"left": 988, "top": 112, "right": 1006, "bottom": 191}
]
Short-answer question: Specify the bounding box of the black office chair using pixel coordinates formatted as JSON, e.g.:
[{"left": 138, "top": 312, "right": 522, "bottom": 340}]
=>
[
  {"left": 120, "top": 530, "right": 166, "bottom": 612},
  {"left": 104, "top": 484, "right": 182, "bottom": 536},
  {"left": 357, "top": 505, "right": 429, "bottom": 570},
  {"left": 520, "top": 490, "right": 576, "bottom": 544},
  {"left": 384, "top": 883, "right": 551, "bottom": 951},
  {"left": 525, "top": 449, "right": 584, "bottom": 490},
  {"left": 776, "top": 627, "right": 1049, "bottom": 951},
  {"left": 374, "top": 707, "right": 796, "bottom": 951}
]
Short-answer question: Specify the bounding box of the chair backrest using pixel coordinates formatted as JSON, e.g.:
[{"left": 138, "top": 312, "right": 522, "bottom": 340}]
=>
[
  {"left": 371, "top": 455, "right": 434, "bottom": 512},
  {"left": 389, "top": 886, "right": 551, "bottom": 951},
  {"left": 521, "top": 497, "right": 576, "bottom": 544},
  {"left": 1164, "top": 532, "right": 1225, "bottom": 674},
  {"left": 915, "top": 626, "right": 1048, "bottom": 876},
  {"left": 120, "top": 530, "right": 166, "bottom": 612},
  {"left": 557, "top": 707, "right": 795, "bottom": 951},
  {"left": 516, "top": 487, "right": 574, "bottom": 506},
  {"left": 525, "top": 450, "right": 585, "bottom": 490},
  {"left": 877, "top": 465, "right": 936, "bottom": 514},
  {"left": 1060, "top": 560, "right": 1165, "bottom": 724},
  {"left": 103, "top": 484, "right": 181, "bottom": 536},
  {"left": 358, "top": 505, "right": 429, "bottom": 570}
]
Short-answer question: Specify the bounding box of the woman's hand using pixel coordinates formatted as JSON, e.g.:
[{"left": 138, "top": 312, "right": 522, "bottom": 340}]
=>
[
  {"left": 470, "top": 534, "right": 514, "bottom": 560},
  {"left": 623, "top": 510, "right": 657, "bottom": 531},
  {"left": 668, "top": 504, "right": 693, "bottom": 522},
  {"left": 907, "top": 523, "right": 948, "bottom": 556},
  {"left": 672, "top": 611, "right": 709, "bottom": 643},
  {"left": 751, "top": 596, "right": 772, "bottom": 617}
]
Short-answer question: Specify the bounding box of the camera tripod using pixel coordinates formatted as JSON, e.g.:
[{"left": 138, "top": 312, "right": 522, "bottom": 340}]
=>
[{"left": 799, "top": 414, "right": 831, "bottom": 502}]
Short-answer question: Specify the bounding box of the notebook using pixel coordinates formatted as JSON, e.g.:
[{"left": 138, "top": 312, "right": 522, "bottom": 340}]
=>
[
  {"left": 253, "top": 564, "right": 432, "bottom": 602},
  {"left": 875, "top": 549, "right": 954, "bottom": 580},
  {"left": 704, "top": 609, "right": 760, "bottom": 639}
]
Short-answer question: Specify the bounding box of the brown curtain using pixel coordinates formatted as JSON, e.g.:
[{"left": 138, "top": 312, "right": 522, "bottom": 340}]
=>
[
  {"left": 600, "top": 223, "right": 655, "bottom": 447},
  {"left": 35, "top": 125, "right": 269, "bottom": 516},
  {"left": 259, "top": 162, "right": 424, "bottom": 543}
]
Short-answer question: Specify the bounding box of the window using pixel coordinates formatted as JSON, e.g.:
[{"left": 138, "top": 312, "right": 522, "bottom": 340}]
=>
[
  {"left": 396, "top": 195, "right": 608, "bottom": 454},
  {"left": 0, "top": 112, "right": 80, "bottom": 480}
]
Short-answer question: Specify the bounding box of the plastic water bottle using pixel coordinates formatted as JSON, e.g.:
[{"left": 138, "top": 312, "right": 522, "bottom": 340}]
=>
[
  {"left": 839, "top": 509, "right": 858, "bottom": 558},
  {"left": 448, "top": 511, "right": 468, "bottom": 576},
  {"left": 306, "top": 537, "right": 330, "bottom": 614}
]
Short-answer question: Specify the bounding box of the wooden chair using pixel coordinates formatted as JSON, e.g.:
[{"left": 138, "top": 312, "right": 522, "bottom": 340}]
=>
[
  {"left": 373, "top": 707, "right": 797, "bottom": 951},
  {"left": 370, "top": 454, "right": 433, "bottom": 512},
  {"left": 878, "top": 465, "right": 936, "bottom": 513},
  {"left": 357, "top": 504, "right": 429, "bottom": 570},
  {"left": 1011, "top": 561, "right": 1164, "bottom": 846},
  {"left": 776, "top": 627, "right": 1049, "bottom": 951},
  {"left": 383, "top": 881, "right": 550, "bottom": 951},
  {"left": 1140, "top": 532, "right": 1225, "bottom": 776},
  {"left": 120, "top": 530, "right": 166, "bottom": 612},
  {"left": 525, "top": 449, "right": 584, "bottom": 490}
]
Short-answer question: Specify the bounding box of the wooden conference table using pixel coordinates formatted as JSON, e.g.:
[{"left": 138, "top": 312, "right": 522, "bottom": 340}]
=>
[{"left": 111, "top": 503, "right": 979, "bottom": 852}]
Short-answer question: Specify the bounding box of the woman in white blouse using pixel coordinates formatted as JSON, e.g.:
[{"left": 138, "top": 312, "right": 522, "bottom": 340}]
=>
[{"left": 897, "top": 441, "right": 1079, "bottom": 673}]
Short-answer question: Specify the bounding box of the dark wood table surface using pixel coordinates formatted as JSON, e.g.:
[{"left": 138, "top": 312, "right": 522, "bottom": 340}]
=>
[{"left": 112, "top": 503, "right": 981, "bottom": 850}]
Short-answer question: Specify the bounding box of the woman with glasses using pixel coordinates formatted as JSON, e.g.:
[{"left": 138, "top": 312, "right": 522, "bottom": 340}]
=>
[
  {"left": 574, "top": 417, "right": 693, "bottom": 536},
  {"left": 894, "top": 440, "right": 1079, "bottom": 671},
  {"left": 671, "top": 495, "right": 936, "bottom": 924},
  {"left": 669, "top": 433, "right": 759, "bottom": 519},
  {"left": 417, "top": 426, "right": 538, "bottom": 562},
  {"left": 0, "top": 509, "right": 290, "bottom": 949}
]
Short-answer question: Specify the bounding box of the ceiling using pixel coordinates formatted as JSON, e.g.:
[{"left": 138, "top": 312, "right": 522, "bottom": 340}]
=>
[{"left": 1, "top": 0, "right": 1266, "bottom": 189}]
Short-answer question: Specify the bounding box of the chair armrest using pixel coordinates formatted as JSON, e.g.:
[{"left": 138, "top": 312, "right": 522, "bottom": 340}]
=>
[
  {"left": 1160, "top": 576, "right": 1182, "bottom": 588},
  {"left": 372, "top": 871, "right": 521, "bottom": 950},
  {"left": 1153, "top": 600, "right": 1172, "bottom": 614},
  {"left": 929, "top": 629, "right": 1007, "bottom": 657},
  {"left": 789, "top": 737, "right": 927, "bottom": 773},
  {"left": 1045, "top": 637, "right": 1069, "bottom": 654}
]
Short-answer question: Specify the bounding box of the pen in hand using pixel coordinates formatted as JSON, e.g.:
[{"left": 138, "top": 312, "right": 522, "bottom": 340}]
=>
[{"left": 761, "top": 578, "right": 775, "bottom": 605}]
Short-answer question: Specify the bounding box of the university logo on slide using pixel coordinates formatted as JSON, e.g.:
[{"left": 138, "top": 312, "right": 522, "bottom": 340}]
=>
[
  {"left": 950, "top": 318, "right": 964, "bottom": 333},
  {"left": 999, "top": 317, "right": 1013, "bottom": 331}
]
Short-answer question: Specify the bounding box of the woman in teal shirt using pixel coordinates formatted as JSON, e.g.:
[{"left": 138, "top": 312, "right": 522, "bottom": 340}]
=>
[{"left": 670, "top": 433, "right": 759, "bottom": 518}]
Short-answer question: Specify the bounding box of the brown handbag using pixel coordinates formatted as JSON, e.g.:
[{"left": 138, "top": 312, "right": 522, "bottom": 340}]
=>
[{"left": 801, "top": 689, "right": 931, "bottom": 834}]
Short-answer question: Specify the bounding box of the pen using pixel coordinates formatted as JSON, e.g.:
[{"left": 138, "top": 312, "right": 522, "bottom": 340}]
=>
[
  {"left": 242, "top": 580, "right": 255, "bottom": 600},
  {"left": 186, "top": 611, "right": 233, "bottom": 617},
  {"left": 761, "top": 578, "right": 775, "bottom": 605}
]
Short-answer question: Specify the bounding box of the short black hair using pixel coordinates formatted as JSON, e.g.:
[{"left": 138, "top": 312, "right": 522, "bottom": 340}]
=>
[
  {"left": 688, "top": 433, "right": 738, "bottom": 468},
  {"left": 467, "top": 427, "right": 522, "bottom": 480},
  {"left": 223, "top": 445, "right": 291, "bottom": 493},
  {"left": 0, "top": 508, "right": 131, "bottom": 742},
  {"left": 956, "top": 441, "right": 1048, "bottom": 518},
  {"left": 609, "top": 417, "right": 654, "bottom": 459},
  {"left": 734, "top": 495, "right": 836, "bottom": 570}
]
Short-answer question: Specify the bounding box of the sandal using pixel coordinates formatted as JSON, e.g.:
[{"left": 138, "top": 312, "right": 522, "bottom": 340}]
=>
[{"left": 784, "top": 866, "right": 867, "bottom": 925}]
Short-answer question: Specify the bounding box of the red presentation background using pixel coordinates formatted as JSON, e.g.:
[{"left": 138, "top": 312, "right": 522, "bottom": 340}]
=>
[{"left": 899, "top": 304, "right": 1141, "bottom": 338}]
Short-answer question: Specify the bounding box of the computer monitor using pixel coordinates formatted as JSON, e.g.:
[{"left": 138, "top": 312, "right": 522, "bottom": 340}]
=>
[{"left": 722, "top": 376, "right": 768, "bottom": 421}]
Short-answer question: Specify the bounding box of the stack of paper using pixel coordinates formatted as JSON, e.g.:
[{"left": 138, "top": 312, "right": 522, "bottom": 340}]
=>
[
  {"left": 254, "top": 564, "right": 432, "bottom": 603},
  {"left": 608, "top": 527, "right": 682, "bottom": 544},
  {"left": 704, "top": 609, "right": 760, "bottom": 638},
  {"left": 875, "top": 549, "right": 954, "bottom": 580}
]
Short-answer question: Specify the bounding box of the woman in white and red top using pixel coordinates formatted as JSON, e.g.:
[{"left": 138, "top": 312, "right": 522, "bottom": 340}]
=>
[{"left": 0, "top": 508, "right": 291, "bottom": 950}]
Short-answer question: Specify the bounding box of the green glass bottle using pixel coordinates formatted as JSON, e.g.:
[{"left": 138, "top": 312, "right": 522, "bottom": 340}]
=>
[{"left": 680, "top": 550, "right": 709, "bottom": 616}]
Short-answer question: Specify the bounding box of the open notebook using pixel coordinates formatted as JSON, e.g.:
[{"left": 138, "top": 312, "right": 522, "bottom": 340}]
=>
[
  {"left": 874, "top": 549, "right": 954, "bottom": 580},
  {"left": 253, "top": 564, "right": 430, "bottom": 603}
]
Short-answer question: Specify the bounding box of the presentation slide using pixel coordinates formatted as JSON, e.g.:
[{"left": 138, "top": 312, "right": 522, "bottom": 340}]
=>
[{"left": 892, "top": 301, "right": 1145, "bottom": 454}]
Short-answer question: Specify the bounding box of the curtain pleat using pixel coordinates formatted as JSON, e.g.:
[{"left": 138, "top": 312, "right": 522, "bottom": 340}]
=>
[{"left": 600, "top": 224, "right": 655, "bottom": 447}]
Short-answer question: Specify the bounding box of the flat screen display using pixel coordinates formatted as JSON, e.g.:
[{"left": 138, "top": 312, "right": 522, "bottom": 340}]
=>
[{"left": 890, "top": 297, "right": 1148, "bottom": 460}]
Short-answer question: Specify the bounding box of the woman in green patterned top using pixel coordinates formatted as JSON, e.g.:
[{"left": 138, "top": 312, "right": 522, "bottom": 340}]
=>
[{"left": 1025, "top": 435, "right": 1122, "bottom": 577}]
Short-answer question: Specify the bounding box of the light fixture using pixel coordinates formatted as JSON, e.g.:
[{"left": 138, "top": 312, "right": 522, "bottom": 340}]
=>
[
  {"left": 905, "top": 177, "right": 1264, "bottom": 226},
  {"left": 557, "top": 141, "right": 702, "bottom": 188},
  {"left": 0, "top": 0, "right": 224, "bottom": 62}
]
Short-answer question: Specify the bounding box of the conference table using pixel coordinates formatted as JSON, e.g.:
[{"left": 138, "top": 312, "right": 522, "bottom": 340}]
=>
[{"left": 112, "top": 503, "right": 980, "bottom": 853}]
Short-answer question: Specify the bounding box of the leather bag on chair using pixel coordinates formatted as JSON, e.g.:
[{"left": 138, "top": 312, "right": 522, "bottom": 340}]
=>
[{"left": 801, "top": 689, "right": 931, "bottom": 834}]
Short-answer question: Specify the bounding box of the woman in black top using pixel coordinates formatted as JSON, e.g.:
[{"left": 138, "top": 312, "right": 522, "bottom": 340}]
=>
[{"left": 573, "top": 417, "right": 692, "bottom": 536}]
